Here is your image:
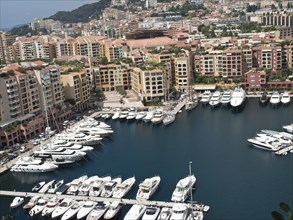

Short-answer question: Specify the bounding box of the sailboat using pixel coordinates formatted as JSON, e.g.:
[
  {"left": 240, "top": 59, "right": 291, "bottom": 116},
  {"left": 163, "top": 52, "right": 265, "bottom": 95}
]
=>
[{"left": 185, "top": 71, "right": 198, "bottom": 111}]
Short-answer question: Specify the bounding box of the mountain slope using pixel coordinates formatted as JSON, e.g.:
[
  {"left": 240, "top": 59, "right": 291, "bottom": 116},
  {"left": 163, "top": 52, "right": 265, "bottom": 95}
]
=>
[{"left": 48, "top": 0, "right": 111, "bottom": 23}]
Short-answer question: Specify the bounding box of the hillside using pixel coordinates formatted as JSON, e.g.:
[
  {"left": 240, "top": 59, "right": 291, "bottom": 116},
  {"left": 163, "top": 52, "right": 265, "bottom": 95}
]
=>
[
  {"left": 9, "top": 0, "right": 110, "bottom": 36},
  {"left": 48, "top": 0, "right": 111, "bottom": 23}
]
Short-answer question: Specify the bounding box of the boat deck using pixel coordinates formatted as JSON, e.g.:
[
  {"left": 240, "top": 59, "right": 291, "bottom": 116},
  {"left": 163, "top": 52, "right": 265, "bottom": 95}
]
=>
[{"left": 275, "top": 145, "right": 293, "bottom": 155}]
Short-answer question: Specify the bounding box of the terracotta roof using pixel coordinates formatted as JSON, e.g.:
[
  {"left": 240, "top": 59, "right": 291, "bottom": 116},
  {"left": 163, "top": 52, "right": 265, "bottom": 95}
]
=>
[{"left": 126, "top": 37, "right": 176, "bottom": 49}]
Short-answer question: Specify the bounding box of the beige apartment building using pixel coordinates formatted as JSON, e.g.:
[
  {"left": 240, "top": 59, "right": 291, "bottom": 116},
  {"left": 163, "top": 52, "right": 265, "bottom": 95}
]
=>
[
  {"left": 0, "top": 31, "right": 17, "bottom": 63},
  {"left": 131, "top": 67, "right": 166, "bottom": 102},
  {"left": 0, "top": 64, "right": 70, "bottom": 148},
  {"left": 173, "top": 56, "right": 191, "bottom": 92},
  {"left": 96, "top": 63, "right": 131, "bottom": 92},
  {"left": 61, "top": 71, "right": 90, "bottom": 111},
  {"left": 12, "top": 36, "right": 58, "bottom": 61}
]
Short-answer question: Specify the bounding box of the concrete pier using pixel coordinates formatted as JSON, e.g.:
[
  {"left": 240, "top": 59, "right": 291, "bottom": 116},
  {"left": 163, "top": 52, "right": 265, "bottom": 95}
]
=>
[{"left": 0, "top": 190, "right": 209, "bottom": 212}]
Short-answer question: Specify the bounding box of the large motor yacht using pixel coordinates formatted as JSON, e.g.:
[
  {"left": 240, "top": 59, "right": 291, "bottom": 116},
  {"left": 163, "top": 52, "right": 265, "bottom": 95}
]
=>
[
  {"left": 112, "top": 176, "right": 136, "bottom": 198},
  {"left": 124, "top": 204, "right": 146, "bottom": 220},
  {"left": 281, "top": 92, "right": 291, "bottom": 105},
  {"left": 269, "top": 92, "right": 281, "bottom": 106},
  {"left": 171, "top": 175, "right": 196, "bottom": 202},
  {"left": 230, "top": 87, "right": 246, "bottom": 108},
  {"left": 200, "top": 91, "right": 211, "bottom": 104},
  {"left": 10, "top": 157, "right": 58, "bottom": 173},
  {"left": 209, "top": 91, "right": 222, "bottom": 107},
  {"left": 136, "top": 176, "right": 161, "bottom": 200},
  {"left": 220, "top": 91, "right": 232, "bottom": 106}
]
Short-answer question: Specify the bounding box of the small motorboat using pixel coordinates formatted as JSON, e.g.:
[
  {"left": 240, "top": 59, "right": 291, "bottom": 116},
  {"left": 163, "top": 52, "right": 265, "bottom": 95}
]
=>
[
  {"left": 32, "top": 181, "right": 46, "bottom": 192},
  {"left": 10, "top": 197, "right": 24, "bottom": 208}
]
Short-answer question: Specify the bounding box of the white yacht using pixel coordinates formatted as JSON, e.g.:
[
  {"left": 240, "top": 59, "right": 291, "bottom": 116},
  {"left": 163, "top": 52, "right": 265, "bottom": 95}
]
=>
[
  {"left": 29, "top": 198, "right": 48, "bottom": 216},
  {"left": 157, "top": 207, "right": 172, "bottom": 220},
  {"left": 23, "top": 196, "right": 40, "bottom": 210},
  {"left": 283, "top": 124, "right": 293, "bottom": 133},
  {"left": 47, "top": 179, "right": 64, "bottom": 194},
  {"left": 230, "top": 87, "right": 246, "bottom": 108},
  {"left": 41, "top": 197, "right": 62, "bottom": 216},
  {"left": 78, "top": 175, "right": 100, "bottom": 196},
  {"left": 124, "top": 204, "right": 146, "bottom": 220},
  {"left": 61, "top": 201, "right": 85, "bottom": 220},
  {"left": 143, "top": 111, "right": 154, "bottom": 123},
  {"left": 185, "top": 99, "right": 198, "bottom": 111},
  {"left": 136, "top": 176, "right": 161, "bottom": 200},
  {"left": 32, "top": 181, "right": 46, "bottom": 192},
  {"left": 170, "top": 203, "right": 189, "bottom": 220},
  {"left": 86, "top": 201, "right": 110, "bottom": 220},
  {"left": 89, "top": 176, "right": 111, "bottom": 197},
  {"left": 136, "top": 111, "right": 147, "bottom": 120},
  {"left": 126, "top": 111, "right": 136, "bottom": 121},
  {"left": 270, "top": 92, "right": 281, "bottom": 106},
  {"left": 112, "top": 111, "right": 120, "bottom": 120},
  {"left": 163, "top": 113, "right": 176, "bottom": 126},
  {"left": 67, "top": 175, "right": 88, "bottom": 195},
  {"left": 220, "top": 91, "right": 232, "bottom": 106},
  {"left": 104, "top": 201, "right": 122, "bottom": 220},
  {"left": 142, "top": 206, "right": 161, "bottom": 220},
  {"left": 209, "top": 91, "right": 222, "bottom": 107},
  {"left": 39, "top": 179, "right": 56, "bottom": 193},
  {"left": 119, "top": 110, "right": 128, "bottom": 119},
  {"left": 200, "top": 91, "right": 211, "bottom": 104},
  {"left": 187, "top": 210, "right": 204, "bottom": 220},
  {"left": 51, "top": 140, "right": 94, "bottom": 152},
  {"left": 100, "top": 177, "right": 122, "bottom": 198},
  {"left": 151, "top": 110, "right": 165, "bottom": 124},
  {"left": 76, "top": 201, "right": 96, "bottom": 220},
  {"left": 51, "top": 198, "right": 74, "bottom": 219},
  {"left": 34, "top": 147, "right": 86, "bottom": 162},
  {"left": 56, "top": 132, "right": 102, "bottom": 146},
  {"left": 281, "top": 92, "right": 291, "bottom": 105},
  {"left": 10, "top": 197, "right": 24, "bottom": 208},
  {"left": 10, "top": 157, "right": 58, "bottom": 173},
  {"left": 247, "top": 136, "right": 281, "bottom": 151},
  {"left": 112, "top": 176, "right": 136, "bottom": 198},
  {"left": 171, "top": 175, "right": 196, "bottom": 202}
]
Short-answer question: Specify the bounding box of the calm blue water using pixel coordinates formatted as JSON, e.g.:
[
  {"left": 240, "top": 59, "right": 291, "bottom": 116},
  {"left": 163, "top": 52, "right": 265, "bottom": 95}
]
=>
[{"left": 0, "top": 99, "right": 292, "bottom": 220}]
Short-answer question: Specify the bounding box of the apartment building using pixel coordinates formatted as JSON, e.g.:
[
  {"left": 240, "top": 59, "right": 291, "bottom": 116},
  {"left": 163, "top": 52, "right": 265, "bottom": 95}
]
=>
[
  {"left": 131, "top": 67, "right": 166, "bottom": 102},
  {"left": 103, "top": 39, "right": 124, "bottom": 62},
  {"left": 245, "top": 69, "right": 266, "bottom": 91},
  {"left": 252, "top": 45, "right": 283, "bottom": 72},
  {"left": 149, "top": 53, "right": 173, "bottom": 90},
  {"left": 72, "top": 36, "right": 107, "bottom": 61},
  {"left": 173, "top": 56, "right": 191, "bottom": 92},
  {"left": 12, "top": 36, "right": 58, "bottom": 61},
  {"left": 61, "top": 71, "right": 90, "bottom": 111},
  {"left": 55, "top": 37, "right": 75, "bottom": 57},
  {"left": 0, "top": 32, "right": 17, "bottom": 63},
  {"left": 96, "top": 63, "right": 131, "bottom": 92},
  {"left": 279, "top": 27, "right": 293, "bottom": 40},
  {"left": 221, "top": 50, "right": 243, "bottom": 78},
  {"left": 261, "top": 12, "right": 293, "bottom": 27}
]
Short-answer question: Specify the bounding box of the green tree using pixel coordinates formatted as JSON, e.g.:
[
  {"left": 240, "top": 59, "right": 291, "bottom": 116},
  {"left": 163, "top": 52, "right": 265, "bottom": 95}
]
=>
[
  {"left": 1, "top": 215, "right": 14, "bottom": 220},
  {"left": 100, "top": 57, "right": 108, "bottom": 65}
]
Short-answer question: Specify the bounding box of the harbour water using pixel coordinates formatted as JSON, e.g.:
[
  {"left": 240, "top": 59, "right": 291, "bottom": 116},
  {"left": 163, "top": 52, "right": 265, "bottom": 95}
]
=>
[{"left": 0, "top": 99, "right": 292, "bottom": 220}]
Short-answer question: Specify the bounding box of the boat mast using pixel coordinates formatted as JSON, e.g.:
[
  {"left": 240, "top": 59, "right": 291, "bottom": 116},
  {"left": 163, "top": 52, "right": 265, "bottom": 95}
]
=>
[{"left": 189, "top": 161, "right": 193, "bottom": 205}]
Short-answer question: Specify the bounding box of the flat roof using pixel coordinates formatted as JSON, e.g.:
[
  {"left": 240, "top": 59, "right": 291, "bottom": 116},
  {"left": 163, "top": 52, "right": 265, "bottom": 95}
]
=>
[{"left": 193, "top": 84, "right": 217, "bottom": 90}]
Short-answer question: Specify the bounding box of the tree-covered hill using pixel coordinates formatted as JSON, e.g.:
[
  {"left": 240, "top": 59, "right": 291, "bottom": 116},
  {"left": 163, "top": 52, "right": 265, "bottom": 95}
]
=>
[{"left": 48, "top": 0, "right": 111, "bottom": 23}]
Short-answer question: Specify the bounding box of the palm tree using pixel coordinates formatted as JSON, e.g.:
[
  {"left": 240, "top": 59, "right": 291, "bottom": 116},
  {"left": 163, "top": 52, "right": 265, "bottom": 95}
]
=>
[{"left": 272, "top": 202, "right": 293, "bottom": 220}]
